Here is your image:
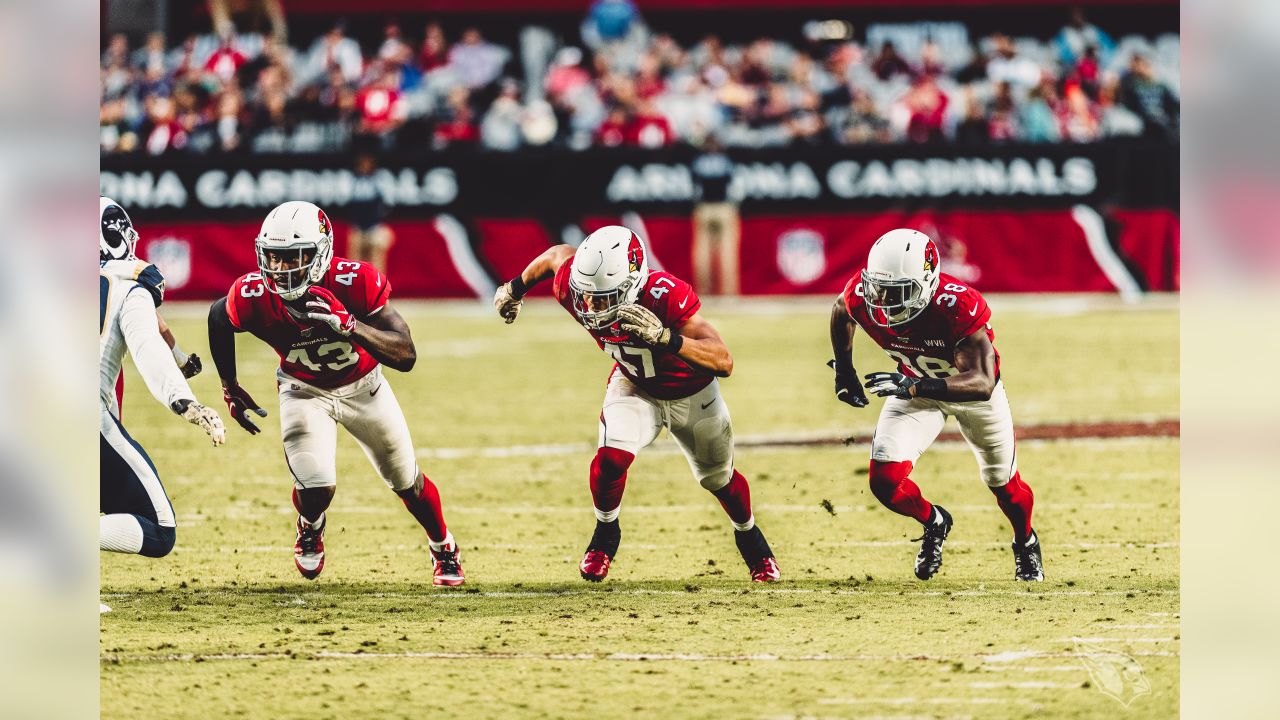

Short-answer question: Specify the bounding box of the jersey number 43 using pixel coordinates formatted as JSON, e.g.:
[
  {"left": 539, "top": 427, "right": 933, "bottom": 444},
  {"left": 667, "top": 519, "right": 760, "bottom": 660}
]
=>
[{"left": 285, "top": 342, "right": 359, "bottom": 372}]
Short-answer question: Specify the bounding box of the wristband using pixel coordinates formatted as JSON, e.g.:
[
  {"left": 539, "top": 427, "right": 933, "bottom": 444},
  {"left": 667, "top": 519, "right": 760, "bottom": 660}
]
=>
[
  {"left": 915, "top": 377, "right": 947, "bottom": 399},
  {"left": 508, "top": 275, "right": 530, "bottom": 299},
  {"left": 171, "top": 343, "right": 188, "bottom": 366},
  {"left": 665, "top": 332, "right": 684, "bottom": 354}
]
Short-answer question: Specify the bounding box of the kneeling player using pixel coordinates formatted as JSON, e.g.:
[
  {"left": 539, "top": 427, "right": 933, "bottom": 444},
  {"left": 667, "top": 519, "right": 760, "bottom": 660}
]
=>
[
  {"left": 828, "top": 229, "right": 1042, "bottom": 581},
  {"left": 207, "top": 201, "right": 463, "bottom": 585},
  {"left": 494, "top": 226, "right": 779, "bottom": 582}
]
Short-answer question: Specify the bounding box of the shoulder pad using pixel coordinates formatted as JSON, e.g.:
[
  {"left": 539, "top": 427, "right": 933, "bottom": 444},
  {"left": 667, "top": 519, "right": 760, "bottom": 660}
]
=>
[{"left": 134, "top": 263, "right": 166, "bottom": 307}]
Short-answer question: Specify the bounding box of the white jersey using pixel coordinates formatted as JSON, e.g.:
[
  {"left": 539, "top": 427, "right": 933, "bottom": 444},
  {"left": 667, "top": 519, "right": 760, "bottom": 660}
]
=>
[{"left": 99, "top": 259, "right": 194, "bottom": 420}]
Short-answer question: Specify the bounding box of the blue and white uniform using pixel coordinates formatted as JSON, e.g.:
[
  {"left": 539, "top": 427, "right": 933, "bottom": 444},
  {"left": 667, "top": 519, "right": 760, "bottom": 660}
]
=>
[{"left": 99, "top": 258, "right": 192, "bottom": 557}]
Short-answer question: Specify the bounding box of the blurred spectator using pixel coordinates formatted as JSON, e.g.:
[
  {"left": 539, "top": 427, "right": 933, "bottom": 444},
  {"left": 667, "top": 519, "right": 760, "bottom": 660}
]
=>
[
  {"left": 204, "top": 34, "right": 248, "bottom": 85},
  {"left": 870, "top": 41, "right": 912, "bottom": 81},
  {"left": 142, "top": 96, "right": 188, "bottom": 155},
  {"left": 954, "top": 89, "right": 990, "bottom": 144},
  {"left": 595, "top": 106, "right": 629, "bottom": 147},
  {"left": 1021, "top": 79, "right": 1062, "bottom": 142},
  {"left": 355, "top": 64, "right": 408, "bottom": 142},
  {"left": 1059, "top": 83, "right": 1101, "bottom": 142},
  {"left": 419, "top": 22, "right": 450, "bottom": 72},
  {"left": 346, "top": 154, "right": 394, "bottom": 273},
  {"left": 1055, "top": 6, "right": 1115, "bottom": 66},
  {"left": 899, "top": 77, "right": 949, "bottom": 143},
  {"left": 582, "top": 0, "right": 646, "bottom": 52},
  {"left": 208, "top": 0, "right": 288, "bottom": 44},
  {"left": 627, "top": 98, "right": 674, "bottom": 148},
  {"left": 1119, "top": 54, "right": 1179, "bottom": 141},
  {"left": 988, "top": 82, "right": 1019, "bottom": 141},
  {"left": 303, "top": 20, "right": 362, "bottom": 86},
  {"left": 482, "top": 80, "right": 525, "bottom": 151},
  {"left": 449, "top": 28, "right": 509, "bottom": 91},
  {"left": 691, "top": 136, "right": 740, "bottom": 295},
  {"left": 434, "top": 87, "right": 480, "bottom": 147},
  {"left": 987, "top": 34, "right": 1041, "bottom": 88},
  {"left": 101, "top": 13, "right": 1178, "bottom": 156}
]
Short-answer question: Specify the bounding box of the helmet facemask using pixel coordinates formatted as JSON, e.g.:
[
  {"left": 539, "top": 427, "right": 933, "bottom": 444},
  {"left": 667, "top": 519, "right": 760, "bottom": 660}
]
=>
[
  {"left": 572, "top": 276, "right": 635, "bottom": 330},
  {"left": 258, "top": 243, "right": 322, "bottom": 302},
  {"left": 862, "top": 270, "right": 927, "bottom": 327}
]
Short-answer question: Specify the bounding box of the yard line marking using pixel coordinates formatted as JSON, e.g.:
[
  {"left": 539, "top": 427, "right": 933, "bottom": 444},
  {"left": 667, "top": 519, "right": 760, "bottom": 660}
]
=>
[
  {"left": 967, "top": 681, "right": 1080, "bottom": 689},
  {"left": 103, "top": 649, "right": 1179, "bottom": 665},
  {"left": 819, "top": 698, "right": 1035, "bottom": 706},
  {"left": 201, "top": 539, "right": 1177, "bottom": 554},
  {"left": 1096, "top": 624, "right": 1178, "bottom": 629},
  {"left": 978, "top": 665, "right": 1087, "bottom": 673},
  {"left": 100, "top": 587, "right": 1179, "bottom": 601},
  {"left": 1057, "top": 637, "right": 1178, "bottom": 643}
]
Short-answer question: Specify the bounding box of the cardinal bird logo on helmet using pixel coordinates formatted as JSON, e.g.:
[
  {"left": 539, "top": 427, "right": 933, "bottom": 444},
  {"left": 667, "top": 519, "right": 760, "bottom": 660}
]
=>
[
  {"left": 318, "top": 209, "right": 332, "bottom": 237},
  {"left": 922, "top": 240, "right": 939, "bottom": 273},
  {"left": 627, "top": 233, "right": 645, "bottom": 273}
]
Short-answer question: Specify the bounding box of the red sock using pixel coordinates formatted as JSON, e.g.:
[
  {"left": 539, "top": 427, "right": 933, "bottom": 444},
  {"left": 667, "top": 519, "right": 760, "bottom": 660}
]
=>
[
  {"left": 711, "top": 469, "right": 753, "bottom": 527},
  {"left": 400, "top": 473, "right": 448, "bottom": 544},
  {"left": 868, "top": 460, "right": 934, "bottom": 524},
  {"left": 589, "top": 447, "right": 633, "bottom": 516},
  {"left": 990, "top": 471, "right": 1034, "bottom": 542}
]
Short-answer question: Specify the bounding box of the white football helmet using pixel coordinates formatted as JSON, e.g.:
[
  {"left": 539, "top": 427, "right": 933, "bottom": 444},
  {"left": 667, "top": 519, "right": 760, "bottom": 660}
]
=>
[
  {"left": 256, "top": 200, "right": 335, "bottom": 301},
  {"left": 861, "top": 228, "right": 940, "bottom": 327},
  {"left": 569, "top": 225, "right": 649, "bottom": 329},
  {"left": 100, "top": 196, "right": 139, "bottom": 262}
]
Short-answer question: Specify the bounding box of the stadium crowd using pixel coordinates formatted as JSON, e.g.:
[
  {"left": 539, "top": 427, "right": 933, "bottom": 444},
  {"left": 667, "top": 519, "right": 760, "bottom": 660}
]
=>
[{"left": 100, "top": 2, "right": 1179, "bottom": 156}]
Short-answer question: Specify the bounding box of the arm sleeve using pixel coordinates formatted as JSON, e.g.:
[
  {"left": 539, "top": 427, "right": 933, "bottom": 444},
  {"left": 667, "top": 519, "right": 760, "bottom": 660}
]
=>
[{"left": 120, "top": 288, "right": 196, "bottom": 410}]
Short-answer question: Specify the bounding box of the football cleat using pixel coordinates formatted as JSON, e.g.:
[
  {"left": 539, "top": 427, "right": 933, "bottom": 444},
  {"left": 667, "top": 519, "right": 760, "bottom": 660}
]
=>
[
  {"left": 294, "top": 514, "right": 326, "bottom": 580},
  {"left": 1013, "top": 530, "right": 1044, "bottom": 582},
  {"left": 734, "top": 525, "right": 780, "bottom": 582},
  {"left": 430, "top": 542, "right": 465, "bottom": 587},
  {"left": 580, "top": 520, "right": 621, "bottom": 582},
  {"left": 913, "top": 505, "right": 953, "bottom": 580},
  {"left": 749, "top": 557, "right": 781, "bottom": 583}
]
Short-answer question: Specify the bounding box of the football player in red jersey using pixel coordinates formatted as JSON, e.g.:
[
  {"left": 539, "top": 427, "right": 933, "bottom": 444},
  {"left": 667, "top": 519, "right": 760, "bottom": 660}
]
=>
[
  {"left": 207, "top": 200, "right": 464, "bottom": 586},
  {"left": 829, "top": 228, "right": 1042, "bottom": 581},
  {"left": 493, "top": 225, "right": 780, "bottom": 583}
]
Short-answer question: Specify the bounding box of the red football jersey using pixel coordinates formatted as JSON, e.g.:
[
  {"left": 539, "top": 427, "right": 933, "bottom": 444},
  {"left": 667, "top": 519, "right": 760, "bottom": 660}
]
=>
[
  {"left": 553, "top": 264, "right": 711, "bottom": 400},
  {"left": 842, "top": 271, "right": 1001, "bottom": 381},
  {"left": 226, "top": 258, "right": 390, "bottom": 389}
]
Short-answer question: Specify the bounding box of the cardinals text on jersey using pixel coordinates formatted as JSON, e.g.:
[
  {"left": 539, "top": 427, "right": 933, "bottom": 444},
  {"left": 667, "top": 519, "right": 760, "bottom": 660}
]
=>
[
  {"left": 227, "top": 258, "right": 389, "bottom": 388},
  {"left": 553, "top": 264, "right": 710, "bottom": 400},
  {"left": 843, "top": 272, "right": 1001, "bottom": 381}
]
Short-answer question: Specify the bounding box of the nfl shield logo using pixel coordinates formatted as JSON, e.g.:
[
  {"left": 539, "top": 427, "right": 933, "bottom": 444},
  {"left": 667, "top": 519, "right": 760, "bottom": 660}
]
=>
[
  {"left": 776, "top": 229, "right": 826, "bottom": 286},
  {"left": 146, "top": 237, "right": 192, "bottom": 290}
]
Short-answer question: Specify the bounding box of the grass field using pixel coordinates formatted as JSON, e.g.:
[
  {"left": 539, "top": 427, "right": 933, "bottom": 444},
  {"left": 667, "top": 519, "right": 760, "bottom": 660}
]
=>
[{"left": 101, "top": 295, "right": 1178, "bottom": 719}]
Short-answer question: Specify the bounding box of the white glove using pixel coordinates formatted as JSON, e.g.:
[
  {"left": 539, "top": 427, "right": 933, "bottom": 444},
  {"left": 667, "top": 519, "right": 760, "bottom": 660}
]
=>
[
  {"left": 617, "top": 304, "right": 672, "bottom": 348},
  {"left": 494, "top": 282, "right": 523, "bottom": 324},
  {"left": 302, "top": 287, "right": 356, "bottom": 336},
  {"left": 181, "top": 401, "right": 226, "bottom": 446}
]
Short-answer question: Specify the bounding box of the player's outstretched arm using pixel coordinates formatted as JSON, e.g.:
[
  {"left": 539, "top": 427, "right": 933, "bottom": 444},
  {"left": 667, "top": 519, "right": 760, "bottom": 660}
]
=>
[
  {"left": 828, "top": 297, "right": 868, "bottom": 408},
  {"left": 348, "top": 303, "right": 417, "bottom": 372},
  {"left": 494, "top": 244, "right": 576, "bottom": 323},
  {"left": 209, "top": 297, "right": 268, "bottom": 434}
]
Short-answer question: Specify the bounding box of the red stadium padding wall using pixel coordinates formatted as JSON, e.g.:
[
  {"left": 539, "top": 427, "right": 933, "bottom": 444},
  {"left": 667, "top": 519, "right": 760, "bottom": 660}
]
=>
[{"left": 135, "top": 209, "right": 1177, "bottom": 302}]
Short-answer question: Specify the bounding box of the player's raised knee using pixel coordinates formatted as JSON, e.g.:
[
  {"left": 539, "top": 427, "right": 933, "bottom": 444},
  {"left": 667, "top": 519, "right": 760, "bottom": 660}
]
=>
[
  {"left": 139, "top": 525, "right": 176, "bottom": 558},
  {"left": 593, "top": 447, "right": 634, "bottom": 480}
]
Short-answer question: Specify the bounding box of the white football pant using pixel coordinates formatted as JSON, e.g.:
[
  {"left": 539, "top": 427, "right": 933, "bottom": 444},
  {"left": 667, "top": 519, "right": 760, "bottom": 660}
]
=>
[
  {"left": 277, "top": 366, "right": 419, "bottom": 492},
  {"left": 598, "top": 372, "right": 735, "bottom": 491},
  {"left": 871, "top": 380, "right": 1018, "bottom": 488}
]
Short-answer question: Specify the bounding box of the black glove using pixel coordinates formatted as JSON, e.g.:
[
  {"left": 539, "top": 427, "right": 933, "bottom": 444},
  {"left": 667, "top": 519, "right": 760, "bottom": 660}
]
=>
[
  {"left": 223, "top": 383, "right": 269, "bottom": 435},
  {"left": 827, "top": 360, "right": 869, "bottom": 408},
  {"left": 864, "top": 371, "right": 920, "bottom": 400},
  {"left": 179, "top": 352, "right": 203, "bottom": 379}
]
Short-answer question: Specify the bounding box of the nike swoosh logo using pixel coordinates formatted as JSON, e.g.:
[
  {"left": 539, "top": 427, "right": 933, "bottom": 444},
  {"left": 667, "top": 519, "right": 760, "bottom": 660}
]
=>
[
  {"left": 370, "top": 384, "right": 381, "bottom": 397},
  {"left": 969, "top": 305, "right": 978, "bottom": 316},
  {"left": 678, "top": 295, "right": 690, "bottom": 309},
  {"left": 700, "top": 398, "right": 716, "bottom": 410}
]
